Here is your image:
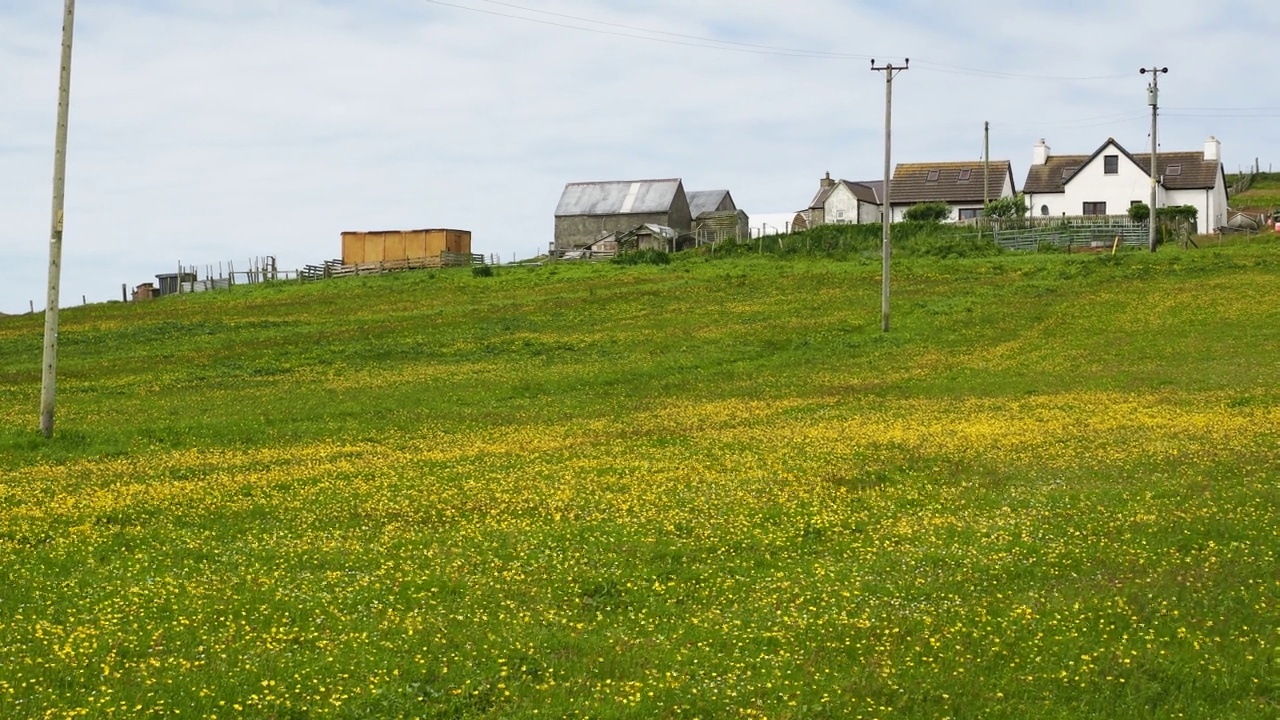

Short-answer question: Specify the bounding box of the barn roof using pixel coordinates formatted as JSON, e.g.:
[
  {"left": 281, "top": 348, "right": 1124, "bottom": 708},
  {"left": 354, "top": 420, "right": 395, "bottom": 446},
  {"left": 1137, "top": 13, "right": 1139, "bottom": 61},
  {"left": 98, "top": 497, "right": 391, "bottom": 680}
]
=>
[
  {"left": 687, "top": 189, "right": 734, "bottom": 218},
  {"left": 556, "top": 179, "right": 684, "bottom": 217}
]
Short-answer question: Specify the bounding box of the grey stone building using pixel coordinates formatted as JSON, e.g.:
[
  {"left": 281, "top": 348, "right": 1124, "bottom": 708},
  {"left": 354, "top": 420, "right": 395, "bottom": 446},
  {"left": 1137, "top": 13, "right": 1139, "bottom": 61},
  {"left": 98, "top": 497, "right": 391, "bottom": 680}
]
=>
[
  {"left": 554, "top": 178, "right": 693, "bottom": 254},
  {"left": 688, "top": 189, "right": 749, "bottom": 242}
]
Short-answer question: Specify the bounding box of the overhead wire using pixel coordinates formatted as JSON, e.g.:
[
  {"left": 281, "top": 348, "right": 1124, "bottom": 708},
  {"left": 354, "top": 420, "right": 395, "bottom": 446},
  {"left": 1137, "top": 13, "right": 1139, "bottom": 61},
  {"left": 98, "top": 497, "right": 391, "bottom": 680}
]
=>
[
  {"left": 420, "top": 0, "right": 1132, "bottom": 81},
  {"left": 418, "top": 0, "right": 871, "bottom": 59}
]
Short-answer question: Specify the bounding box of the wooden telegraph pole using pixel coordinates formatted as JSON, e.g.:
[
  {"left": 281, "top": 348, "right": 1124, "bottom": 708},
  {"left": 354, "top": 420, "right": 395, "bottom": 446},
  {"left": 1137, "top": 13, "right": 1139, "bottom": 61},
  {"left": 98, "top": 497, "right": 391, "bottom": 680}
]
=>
[
  {"left": 1141, "top": 66, "right": 1168, "bottom": 253},
  {"left": 40, "top": 0, "right": 77, "bottom": 438},
  {"left": 871, "top": 59, "right": 908, "bottom": 333}
]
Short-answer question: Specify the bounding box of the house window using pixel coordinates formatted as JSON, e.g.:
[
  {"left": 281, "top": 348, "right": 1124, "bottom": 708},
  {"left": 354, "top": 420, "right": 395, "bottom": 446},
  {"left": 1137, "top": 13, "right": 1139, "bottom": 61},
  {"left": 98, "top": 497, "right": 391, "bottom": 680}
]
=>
[
  {"left": 1166, "top": 164, "right": 1183, "bottom": 177},
  {"left": 1104, "top": 155, "right": 1119, "bottom": 174},
  {"left": 1040, "top": 205, "right": 1050, "bottom": 216},
  {"left": 926, "top": 169, "right": 940, "bottom": 182},
  {"left": 958, "top": 208, "right": 980, "bottom": 220},
  {"left": 958, "top": 168, "right": 972, "bottom": 181},
  {"left": 1083, "top": 202, "right": 1107, "bottom": 216},
  {"left": 1061, "top": 167, "right": 1078, "bottom": 181}
]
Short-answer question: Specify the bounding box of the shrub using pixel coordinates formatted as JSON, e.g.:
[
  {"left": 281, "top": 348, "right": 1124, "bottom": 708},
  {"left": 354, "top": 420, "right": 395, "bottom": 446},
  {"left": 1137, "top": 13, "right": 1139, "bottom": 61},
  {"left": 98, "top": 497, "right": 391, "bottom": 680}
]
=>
[
  {"left": 1156, "top": 205, "right": 1198, "bottom": 224},
  {"left": 471, "top": 264, "right": 494, "bottom": 278},
  {"left": 611, "top": 249, "right": 671, "bottom": 266},
  {"left": 983, "top": 194, "right": 1028, "bottom": 219},
  {"left": 904, "top": 202, "right": 951, "bottom": 223},
  {"left": 1128, "top": 202, "right": 1151, "bottom": 223}
]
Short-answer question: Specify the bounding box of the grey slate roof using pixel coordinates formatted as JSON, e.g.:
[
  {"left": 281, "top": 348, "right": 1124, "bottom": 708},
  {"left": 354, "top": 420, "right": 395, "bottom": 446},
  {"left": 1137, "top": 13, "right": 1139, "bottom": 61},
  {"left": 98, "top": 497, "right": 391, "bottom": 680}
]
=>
[
  {"left": 687, "top": 190, "right": 734, "bottom": 218},
  {"left": 844, "top": 181, "right": 882, "bottom": 204},
  {"left": 1023, "top": 154, "right": 1092, "bottom": 194},
  {"left": 556, "top": 179, "right": 684, "bottom": 217}
]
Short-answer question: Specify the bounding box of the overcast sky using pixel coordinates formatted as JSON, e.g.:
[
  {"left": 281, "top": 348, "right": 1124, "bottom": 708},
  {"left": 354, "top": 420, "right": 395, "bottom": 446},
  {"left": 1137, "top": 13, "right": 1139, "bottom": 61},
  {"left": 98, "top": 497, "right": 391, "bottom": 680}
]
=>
[{"left": 2, "top": 0, "right": 1277, "bottom": 314}]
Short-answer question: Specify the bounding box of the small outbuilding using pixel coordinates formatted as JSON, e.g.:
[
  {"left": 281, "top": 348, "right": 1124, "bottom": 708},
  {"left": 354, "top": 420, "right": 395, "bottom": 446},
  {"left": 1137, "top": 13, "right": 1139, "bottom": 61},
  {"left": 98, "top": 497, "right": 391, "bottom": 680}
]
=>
[
  {"left": 341, "top": 229, "right": 471, "bottom": 266},
  {"left": 688, "top": 189, "right": 749, "bottom": 242},
  {"left": 155, "top": 272, "right": 196, "bottom": 297}
]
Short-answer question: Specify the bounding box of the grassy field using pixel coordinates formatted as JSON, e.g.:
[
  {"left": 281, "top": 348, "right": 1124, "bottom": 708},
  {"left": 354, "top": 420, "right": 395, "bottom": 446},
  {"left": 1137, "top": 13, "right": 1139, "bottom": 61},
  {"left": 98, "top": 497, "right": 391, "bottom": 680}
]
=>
[
  {"left": 1229, "top": 172, "right": 1280, "bottom": 212},
  {"left": 1, "top": 238, "right": 1278, "bottom": 719}
]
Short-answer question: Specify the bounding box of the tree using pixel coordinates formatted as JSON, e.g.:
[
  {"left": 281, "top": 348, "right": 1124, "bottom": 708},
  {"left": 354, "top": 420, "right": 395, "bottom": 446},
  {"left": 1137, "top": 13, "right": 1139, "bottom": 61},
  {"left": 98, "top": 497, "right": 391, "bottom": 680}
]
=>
[
  {"left": 983, "top": 193, "right": 1028, "bottom": 219},
  {"left": 1128, "top": 202, "right": 1151, "bottom": 223},
  {"left": 904, "top": 202, "right": 951, "bottom": 223}
]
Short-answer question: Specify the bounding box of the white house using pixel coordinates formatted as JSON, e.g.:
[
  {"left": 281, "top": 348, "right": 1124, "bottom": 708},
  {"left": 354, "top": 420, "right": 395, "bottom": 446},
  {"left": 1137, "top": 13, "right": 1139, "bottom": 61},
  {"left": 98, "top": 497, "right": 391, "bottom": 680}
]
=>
[
  {"left": 807, "top": 173, "right": 883, "bottom": 226},
  {"left": 887, "top": 161, "right": 1016, "bottom": 222},
  {"left": 1022, "top": 137, "right": 1228, "bottom": 234}
]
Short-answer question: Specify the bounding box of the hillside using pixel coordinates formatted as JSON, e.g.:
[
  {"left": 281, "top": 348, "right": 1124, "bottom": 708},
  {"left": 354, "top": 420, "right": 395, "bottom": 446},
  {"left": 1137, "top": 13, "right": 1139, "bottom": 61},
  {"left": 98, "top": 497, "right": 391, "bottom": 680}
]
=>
[
  {"left": 1, "top": 241, "right": 1278, "bottom": 719},
  {"left": 1229, "top": 171, "right": 1280, "bottom": 212}
]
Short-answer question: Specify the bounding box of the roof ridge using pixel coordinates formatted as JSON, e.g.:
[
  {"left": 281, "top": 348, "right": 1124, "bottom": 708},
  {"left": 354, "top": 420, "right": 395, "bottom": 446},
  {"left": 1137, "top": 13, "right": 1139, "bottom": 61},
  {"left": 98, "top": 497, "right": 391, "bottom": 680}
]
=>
[{"left": 564, "top": 178, "right": 683, "bottom": 187}]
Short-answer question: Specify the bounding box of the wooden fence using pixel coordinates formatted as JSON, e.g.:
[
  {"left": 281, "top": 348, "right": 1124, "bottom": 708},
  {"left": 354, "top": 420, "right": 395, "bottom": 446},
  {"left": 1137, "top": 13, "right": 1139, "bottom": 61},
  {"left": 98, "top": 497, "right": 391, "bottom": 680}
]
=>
[{"left": 301, "top": 252, "right": 484, "bottom": 281}]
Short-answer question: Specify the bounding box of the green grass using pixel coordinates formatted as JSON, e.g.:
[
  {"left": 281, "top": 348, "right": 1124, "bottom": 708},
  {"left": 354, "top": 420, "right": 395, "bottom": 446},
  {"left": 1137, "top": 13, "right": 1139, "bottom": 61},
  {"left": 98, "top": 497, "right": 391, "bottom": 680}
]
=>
[
  {"left": 1, "top": 239, "right": 1278, "bottom": 718},
  {"left": 1229, "top": 172, "right": 1280, "bottom": 211}
]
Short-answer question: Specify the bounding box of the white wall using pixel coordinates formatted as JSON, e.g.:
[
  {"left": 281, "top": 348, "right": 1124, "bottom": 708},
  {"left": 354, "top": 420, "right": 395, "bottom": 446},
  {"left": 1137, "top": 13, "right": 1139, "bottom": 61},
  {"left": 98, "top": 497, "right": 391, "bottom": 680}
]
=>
[
  {"left": 1062, "top": 144, "right": 1154, "bottom": 217},
  {"left": 824, "top": 185, "right": 862, "bottom": 224},
  {"left": 1167, "top": 183, "right": 1227, "bottom": 234},
  {"left": 858, "top": 199, "right": 880, "bottom": 225}
]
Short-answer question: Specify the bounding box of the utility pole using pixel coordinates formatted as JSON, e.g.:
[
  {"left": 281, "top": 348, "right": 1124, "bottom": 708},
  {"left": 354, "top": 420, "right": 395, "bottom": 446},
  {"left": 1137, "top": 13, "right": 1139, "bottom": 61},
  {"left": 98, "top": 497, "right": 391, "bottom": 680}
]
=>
[
  {"left": 871, "top": 58, "right": 908, "bottom": 333},
  {"left": 983, "top": 121, "right": 991, "bottom": 209},
  {"left": 1141, "top": 66, "right": 1168, "bottom": 253},
  {"left": 40, "top": 0, "right": 77, "bottom": 439}
]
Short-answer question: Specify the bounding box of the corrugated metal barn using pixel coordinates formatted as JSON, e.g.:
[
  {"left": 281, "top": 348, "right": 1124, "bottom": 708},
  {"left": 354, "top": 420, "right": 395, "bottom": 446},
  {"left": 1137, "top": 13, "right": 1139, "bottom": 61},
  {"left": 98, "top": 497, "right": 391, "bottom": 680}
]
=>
[
  {"left": 554, "top": 179, "right": 692, "bottom": 254},
  {"left": 341, "top": 229, "right": 471, "bottom": 265}
]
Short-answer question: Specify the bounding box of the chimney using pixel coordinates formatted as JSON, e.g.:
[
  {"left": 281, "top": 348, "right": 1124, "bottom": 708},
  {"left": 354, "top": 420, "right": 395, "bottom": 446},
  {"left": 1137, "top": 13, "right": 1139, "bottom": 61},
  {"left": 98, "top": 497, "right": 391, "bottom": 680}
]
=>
[
  {"left": 1204, "top": 136, "right": 1221, "bottom": 162},
  {"left": 1033, "top": 139, "right": 1050, "bottom": 166},
  {"left": 820, "top": 171, "right": 836, "bottom": 190}
]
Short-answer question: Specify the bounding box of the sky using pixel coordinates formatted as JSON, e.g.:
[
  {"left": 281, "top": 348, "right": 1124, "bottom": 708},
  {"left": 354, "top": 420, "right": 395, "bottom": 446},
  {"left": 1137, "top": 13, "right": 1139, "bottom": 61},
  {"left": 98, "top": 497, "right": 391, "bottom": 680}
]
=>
[{"left": 2, "top": 0, "right": 1278, "bottom": 314}]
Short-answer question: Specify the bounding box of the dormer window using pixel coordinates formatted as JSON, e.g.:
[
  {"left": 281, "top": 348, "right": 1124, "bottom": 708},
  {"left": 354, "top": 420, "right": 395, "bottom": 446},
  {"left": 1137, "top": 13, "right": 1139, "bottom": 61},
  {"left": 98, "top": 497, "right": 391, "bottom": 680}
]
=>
[
  {"left": 927, "top": 169, "right": 940, "bottom": 182},
  {"left": 958, "top": 168, "right": 972, "bottom": 181}
]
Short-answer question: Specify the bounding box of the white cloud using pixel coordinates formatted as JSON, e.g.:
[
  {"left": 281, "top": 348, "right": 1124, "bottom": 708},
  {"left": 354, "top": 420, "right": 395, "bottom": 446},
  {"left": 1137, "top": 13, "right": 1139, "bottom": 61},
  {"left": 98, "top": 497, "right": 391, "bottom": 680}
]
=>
[{"left": 1, "top": 0, "right": 1276, "bottom": 313}]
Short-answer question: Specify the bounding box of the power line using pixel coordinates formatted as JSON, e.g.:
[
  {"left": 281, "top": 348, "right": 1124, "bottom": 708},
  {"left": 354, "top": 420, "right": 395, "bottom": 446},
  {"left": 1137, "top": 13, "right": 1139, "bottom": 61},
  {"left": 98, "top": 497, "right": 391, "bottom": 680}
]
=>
[
  {"left": 418, "top": 0, "right": 870, "bottom": 59},
  {"left": 420, "top": 0, "right": 1137, "bottom": 81},
  {"left": 908, "top": 59, "right": 1130, "bottom": 82},
  {"left": 465, "top": 0, "right": 875, "bottom": 60}
]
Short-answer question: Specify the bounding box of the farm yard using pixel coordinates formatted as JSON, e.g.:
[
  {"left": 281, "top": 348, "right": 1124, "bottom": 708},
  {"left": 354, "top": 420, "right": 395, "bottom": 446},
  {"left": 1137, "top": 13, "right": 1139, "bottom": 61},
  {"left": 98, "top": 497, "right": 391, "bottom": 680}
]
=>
[{"left": 0, "top": 238, "right": 1277, "bottom": 719}]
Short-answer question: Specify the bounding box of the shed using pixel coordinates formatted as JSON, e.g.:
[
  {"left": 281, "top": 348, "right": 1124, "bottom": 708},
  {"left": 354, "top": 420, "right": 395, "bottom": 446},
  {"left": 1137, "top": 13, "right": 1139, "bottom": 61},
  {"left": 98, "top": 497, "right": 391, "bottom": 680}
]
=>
[
  {"left": 554, "top": 178, "right": 692, "bottom": 254},
  {"left": 687, "top": 189, "right": 737, "bottom": 219},
  {"left": 341, "top": 229, "right": 471, "bottom": 266},
  {"left": 155, "top": 272, "right": 196, "bottom": 297}
]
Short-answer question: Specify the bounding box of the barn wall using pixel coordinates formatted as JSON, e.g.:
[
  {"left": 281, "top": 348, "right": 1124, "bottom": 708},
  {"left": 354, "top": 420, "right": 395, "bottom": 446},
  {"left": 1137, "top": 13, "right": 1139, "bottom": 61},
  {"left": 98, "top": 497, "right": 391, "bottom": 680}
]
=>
[{"left": 555, "top": 212, "right": 671, "bottom": 251}]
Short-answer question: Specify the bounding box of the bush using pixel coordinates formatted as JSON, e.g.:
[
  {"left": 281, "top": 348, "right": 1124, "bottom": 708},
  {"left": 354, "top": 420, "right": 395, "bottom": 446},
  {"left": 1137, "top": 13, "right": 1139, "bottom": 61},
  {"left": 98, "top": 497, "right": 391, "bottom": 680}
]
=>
[
  {"left": 611, "top": 249, "right": 671, "bottom": 266},
  {"left": 904, "top": 202, "right": 951, "bottom": 223},
  {"left": 1128, "top": 203, "right": 1151, "bottom": 223},
  {"left": 1156, "top": 205, "right": 1198, "bottom": 224},
  {"left": 983, "top": 194, "right": 1028, "bottom": 219},
  {"left": 471, "top": 264, "right": 494, "bottom": 278}
]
